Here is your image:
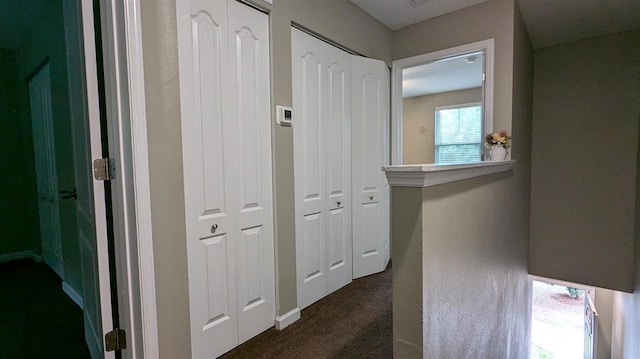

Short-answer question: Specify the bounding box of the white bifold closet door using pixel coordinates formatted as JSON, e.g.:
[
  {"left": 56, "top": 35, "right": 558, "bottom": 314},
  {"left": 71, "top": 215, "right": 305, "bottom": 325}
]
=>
[
  {"left": 292, "top": 28, "right": 353, "bottom": 310},
  {"left": 351, "top": 56, "right": 391, "bottom": 279},
  {"left": 292, "top": 29, "right": 390, "bottom": 309},
  {"left": 176, "top": 1, "right": 275, "bottom": 358}
]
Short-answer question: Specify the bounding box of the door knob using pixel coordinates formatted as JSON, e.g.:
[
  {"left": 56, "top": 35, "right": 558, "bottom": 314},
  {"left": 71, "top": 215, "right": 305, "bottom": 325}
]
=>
[
  {"left": 369, "top": 195, "right": 374, "bottom": 201},
  {"left": 211, "top": 224, "right": 219, "bottom": 234},
  {"left": 59, "top": 188, "right": 78, "bottom": 200},
  {"left": 336, "top": 201, "right": 341, "bottom": 207}
]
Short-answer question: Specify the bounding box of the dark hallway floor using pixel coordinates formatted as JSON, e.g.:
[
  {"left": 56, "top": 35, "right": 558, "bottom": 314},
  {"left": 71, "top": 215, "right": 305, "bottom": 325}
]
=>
[
  {"left": 0, "top": 259, "right": 90, "bottom": 359},
  {"left": 222, "top": 264, "right": 392, "bottom": 359}
]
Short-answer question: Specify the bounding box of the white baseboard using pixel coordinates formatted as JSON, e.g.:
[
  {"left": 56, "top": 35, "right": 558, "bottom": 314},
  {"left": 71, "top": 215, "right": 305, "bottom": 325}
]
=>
[
  {"left": 275, "top": 307, "right": 301, "bottom": 330},
  {"left": 62, "top": 281, "right": 84, "bottom": 310},
  {"left": 0, "top": 250, "right": 42, "bottom": 264}
]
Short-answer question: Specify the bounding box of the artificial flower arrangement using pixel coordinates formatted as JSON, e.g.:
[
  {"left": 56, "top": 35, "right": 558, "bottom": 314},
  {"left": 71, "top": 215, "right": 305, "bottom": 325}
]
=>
[{"left": 485, "top": 130, "right": 511, "bottom": 148}]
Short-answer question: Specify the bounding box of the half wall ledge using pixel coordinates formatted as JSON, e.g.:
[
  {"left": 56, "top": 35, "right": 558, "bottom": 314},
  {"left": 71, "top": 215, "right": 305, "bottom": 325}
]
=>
[{"left": 384, "top": 160, "right": 515, "bottom": 188}]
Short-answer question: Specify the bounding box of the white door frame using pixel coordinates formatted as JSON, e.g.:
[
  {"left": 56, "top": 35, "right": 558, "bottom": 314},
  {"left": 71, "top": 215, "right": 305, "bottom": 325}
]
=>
[
  {"left": 102, "top": 0, "right": 159, "bottom": 357},
  {"left": 121, "top": 1, "right": 159, "bottom": 357},
  {"left": 71, "top": 0, "right": 159, "bottom": 357}
]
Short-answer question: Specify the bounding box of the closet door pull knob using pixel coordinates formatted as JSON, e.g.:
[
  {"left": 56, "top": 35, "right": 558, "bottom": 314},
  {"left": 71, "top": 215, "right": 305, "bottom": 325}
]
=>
[
  {"left": 337, "top": 201, "right": 341, "bottom": 207},
  {"left": 211, "top": 224, "right": 219, "bottom": 234}
]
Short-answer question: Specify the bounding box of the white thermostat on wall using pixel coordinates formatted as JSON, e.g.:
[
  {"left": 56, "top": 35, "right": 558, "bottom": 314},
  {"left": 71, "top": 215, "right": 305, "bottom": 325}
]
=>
[{"left": 276, "top": 105, "right": 293, "bottom": 127}]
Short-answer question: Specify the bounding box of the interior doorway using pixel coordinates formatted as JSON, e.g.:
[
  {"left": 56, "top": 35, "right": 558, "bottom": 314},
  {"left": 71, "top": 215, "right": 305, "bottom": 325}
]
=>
[
  {"left": 530, "top": 277, "right": 597, "bottom": 359},
  {"left": 0, "top": 0, "right": 119, "bottom": 357}
]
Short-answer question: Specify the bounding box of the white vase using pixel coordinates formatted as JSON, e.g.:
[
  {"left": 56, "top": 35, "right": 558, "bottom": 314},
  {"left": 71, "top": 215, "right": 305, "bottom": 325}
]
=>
[{"left": 490, "top": 145, "right": 507, "bottom": 161}]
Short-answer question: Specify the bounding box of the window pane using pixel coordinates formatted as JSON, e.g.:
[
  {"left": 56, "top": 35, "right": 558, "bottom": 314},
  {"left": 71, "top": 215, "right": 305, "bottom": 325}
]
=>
[
  {"left": 435, "top": 144, "right": 482, "bottom": 164},
  {"left": 435, "top": 104, "right": 482, "bottom": 164}
]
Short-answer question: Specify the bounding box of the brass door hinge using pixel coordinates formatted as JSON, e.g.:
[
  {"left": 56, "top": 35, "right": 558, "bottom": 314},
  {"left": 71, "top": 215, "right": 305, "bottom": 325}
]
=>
[{"left": 105, "top": 328, "right": 127, "bottom": 352}]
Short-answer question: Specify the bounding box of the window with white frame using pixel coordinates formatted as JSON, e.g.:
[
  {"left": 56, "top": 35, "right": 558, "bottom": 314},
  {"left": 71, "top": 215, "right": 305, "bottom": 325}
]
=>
[{"left": 434, "top": 103, "right": 483, "bottom": 164}]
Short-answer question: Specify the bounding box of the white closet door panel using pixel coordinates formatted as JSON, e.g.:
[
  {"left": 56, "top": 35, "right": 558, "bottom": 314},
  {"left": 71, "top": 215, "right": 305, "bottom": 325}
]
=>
[
  {"left": 177, "top": 0, "right": 238, "bottom": 357},
  {"left": 293, "top": 28, "right": 354, "bottom": 308},
  {"left": 29, "top": 65, "right": 64, "bottom": 278},
  {"left": 325, "top": 55, "right": 352, "bottom": 295},
  {"left": 352, "top": 56, "right": 390, "bottom": 279},
  {"left": 228, "top": 1, "right": 275, "bottom": 344},
  {"left": 293, "top": 28, "right": 327, "bottom": 309}
]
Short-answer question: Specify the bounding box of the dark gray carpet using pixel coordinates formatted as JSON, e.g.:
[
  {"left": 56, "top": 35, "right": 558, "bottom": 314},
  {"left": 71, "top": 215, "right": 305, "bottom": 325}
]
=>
[
  {"left": 222, "top": 264, "right": 392, "bottom": 359},
  {"left": 0, "top": 259, "right": 90, "bottom": 359}
]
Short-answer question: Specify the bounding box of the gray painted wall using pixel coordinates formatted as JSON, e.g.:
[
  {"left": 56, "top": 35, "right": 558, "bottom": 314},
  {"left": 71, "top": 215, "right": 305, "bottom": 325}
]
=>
[
  {"left": 391, "top": 187, "right": 424, "bottom": 358},
  {"left": 139, "top": 1, "right": 392, "bottom": 357},
  {"left": 611, "top": 36, "right": 640, "bottom": 355},
  {"left": 529, "top": 30, "right": 640, "bottom": 293},
  {"left": 403, "top": 87, "right": 482, "bottom": 164},
  {"left": 390, "top": 0, "right": 534, "bottom": 357},
  {"left": 393, "top": 0, "right": 516, "bottom": 136}
]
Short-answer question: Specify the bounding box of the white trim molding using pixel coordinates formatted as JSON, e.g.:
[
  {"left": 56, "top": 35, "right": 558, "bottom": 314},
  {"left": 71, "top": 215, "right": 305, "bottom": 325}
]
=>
[
  {"left": 384, "top": 160, "right": 514, "bottom": 188},
  {"left": 62, "top": 281, "right": 85, "bottom": 309},
  {"left": 275, "top": 307, "right": 301, "bottom": 330},
  {"left": 123, "top": 0, "right": 159, "bottom": 357}
]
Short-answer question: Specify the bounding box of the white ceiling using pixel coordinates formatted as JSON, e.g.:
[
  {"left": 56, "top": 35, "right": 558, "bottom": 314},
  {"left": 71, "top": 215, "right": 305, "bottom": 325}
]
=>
[
  {"left": 0, "top": 0, "right": 49, "bottom": 50},
  {"left": 350, "top": 0, "right": 488, "bottom": 30},
  {"left": 403, "top": 52, "right": 483, "bottom": 98}
]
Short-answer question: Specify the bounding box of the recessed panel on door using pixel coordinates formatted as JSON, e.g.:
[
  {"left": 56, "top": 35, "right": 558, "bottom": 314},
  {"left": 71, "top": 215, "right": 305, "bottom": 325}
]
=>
[
  {"left": 301, "top": 211, "right": 325, "bottom": 304},
  {"left": 301, "top": 53, "right": 323, "bottom": 203},
  {"left": 201, "top": 233, "right": 233, "bottom": 329},
  {"left": 328, "top": 207, "right": 346, "bottom": 271}
]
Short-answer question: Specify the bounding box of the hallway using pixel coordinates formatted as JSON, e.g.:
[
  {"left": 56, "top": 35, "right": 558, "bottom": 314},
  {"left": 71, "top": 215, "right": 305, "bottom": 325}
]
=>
[
  {"left": 0, "top": 259, "right": 89, "bottom": 358},
  {"left": 222, "top": 264, "right": 392, "bottom": 359}
]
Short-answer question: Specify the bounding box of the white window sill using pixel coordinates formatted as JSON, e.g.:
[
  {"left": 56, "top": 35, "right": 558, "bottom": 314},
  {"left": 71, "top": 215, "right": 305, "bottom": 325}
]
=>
[{"left": 384, "top": 160, "right": 515, "bottom": 188}]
